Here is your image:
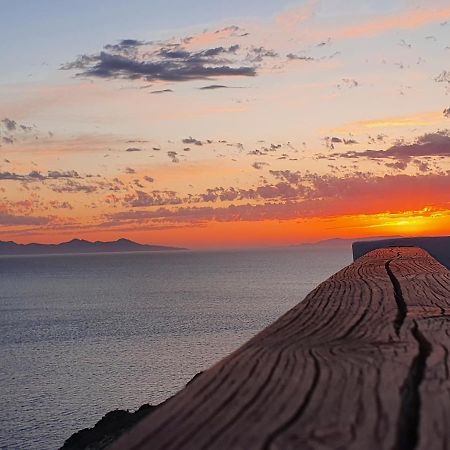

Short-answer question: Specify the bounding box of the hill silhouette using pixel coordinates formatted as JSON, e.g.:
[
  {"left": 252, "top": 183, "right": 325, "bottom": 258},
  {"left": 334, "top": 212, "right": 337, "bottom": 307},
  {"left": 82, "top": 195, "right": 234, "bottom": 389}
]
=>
[{"left": 0, "top": 238, "right": 186, "bottom": 255}]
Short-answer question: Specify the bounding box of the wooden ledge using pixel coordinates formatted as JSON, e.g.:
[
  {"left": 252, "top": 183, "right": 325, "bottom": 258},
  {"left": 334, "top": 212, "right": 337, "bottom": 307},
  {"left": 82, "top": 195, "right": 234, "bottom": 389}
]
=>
[{"left": 112, "top": 247, "right": 450, "bottom": 450}]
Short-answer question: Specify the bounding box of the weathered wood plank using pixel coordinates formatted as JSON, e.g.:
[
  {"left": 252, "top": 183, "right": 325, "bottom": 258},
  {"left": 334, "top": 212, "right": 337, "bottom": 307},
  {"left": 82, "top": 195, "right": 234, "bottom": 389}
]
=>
[
  {"left": 388, "top": 248, "right": 450, "bottom": 450},
  {"left": 112, "top": 247, "right": 450, "bottom": 450}
]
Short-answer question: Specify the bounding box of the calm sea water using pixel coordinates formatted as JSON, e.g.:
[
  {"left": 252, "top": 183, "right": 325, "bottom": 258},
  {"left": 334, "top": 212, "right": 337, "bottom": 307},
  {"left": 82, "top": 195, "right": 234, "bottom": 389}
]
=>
[{"left": 0, "top": 247, "right": 351, "bottom": 449}]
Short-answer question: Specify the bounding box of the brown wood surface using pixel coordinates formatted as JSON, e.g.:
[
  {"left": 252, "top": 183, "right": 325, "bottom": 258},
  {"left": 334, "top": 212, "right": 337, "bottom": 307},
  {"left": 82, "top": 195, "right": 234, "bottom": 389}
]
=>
[{"left": 111, "top": 247, "right": 450, "bottom": 450}]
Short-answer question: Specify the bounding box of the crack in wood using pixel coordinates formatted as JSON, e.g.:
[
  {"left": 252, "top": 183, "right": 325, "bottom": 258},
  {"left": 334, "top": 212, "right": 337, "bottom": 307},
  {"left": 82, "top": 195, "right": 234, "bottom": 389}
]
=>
[
  {"left": 386, "top": 256, "right": 433, "bottom": 450},
  {"left": 393, "top": 322, "right": 432, "bottom": 450},
  {"left": 385, "top": 257, "right": 407, "bottom": 336}
]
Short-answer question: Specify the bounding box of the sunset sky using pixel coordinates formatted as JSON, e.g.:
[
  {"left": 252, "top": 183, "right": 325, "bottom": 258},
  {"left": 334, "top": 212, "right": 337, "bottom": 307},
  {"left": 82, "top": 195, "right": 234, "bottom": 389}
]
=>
[{"left": 1, "top": 0, "right": 450, "bottom": 248}]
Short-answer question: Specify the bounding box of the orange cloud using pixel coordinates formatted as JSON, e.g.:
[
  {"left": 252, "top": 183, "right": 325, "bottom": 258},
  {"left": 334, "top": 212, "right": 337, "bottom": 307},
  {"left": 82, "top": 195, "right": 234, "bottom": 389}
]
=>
[
  {"left": 183, "top": 26, "right": 244, "bottom": 49},
  {"left": 327, "top": 111, "right": 446, "bottom": 134},
  {"left": 334, "top": 6, "right": 450, "bottom": 39}
]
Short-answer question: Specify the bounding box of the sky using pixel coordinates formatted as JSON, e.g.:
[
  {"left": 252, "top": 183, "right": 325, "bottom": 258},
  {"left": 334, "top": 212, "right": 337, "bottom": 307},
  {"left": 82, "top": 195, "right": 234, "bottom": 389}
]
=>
[{"left": 1, "top": 0, "right": 450, "bottom": 248}]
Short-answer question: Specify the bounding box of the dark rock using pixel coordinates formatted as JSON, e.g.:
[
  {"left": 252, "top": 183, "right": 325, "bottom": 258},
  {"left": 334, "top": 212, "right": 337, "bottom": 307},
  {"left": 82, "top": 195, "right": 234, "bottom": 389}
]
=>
[
  {"left": 60, "top": 404, "right": 157, "bottom": 450},
  {"left": 60, "top": 371, "right": 202, "bottom": 449}
]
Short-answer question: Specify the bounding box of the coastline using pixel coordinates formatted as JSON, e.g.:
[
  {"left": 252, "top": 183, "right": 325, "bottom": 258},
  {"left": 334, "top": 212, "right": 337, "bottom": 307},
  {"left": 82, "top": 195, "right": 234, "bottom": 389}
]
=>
[{"left": 60, "top": 372, "right": 203, "bottom": 450}]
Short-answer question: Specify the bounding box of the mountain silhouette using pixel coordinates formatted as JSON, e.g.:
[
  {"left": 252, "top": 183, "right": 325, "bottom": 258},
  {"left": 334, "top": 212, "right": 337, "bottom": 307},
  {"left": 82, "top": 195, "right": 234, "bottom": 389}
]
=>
[{"left": 0, "top": 238, "right": 186, "bottom": 255}]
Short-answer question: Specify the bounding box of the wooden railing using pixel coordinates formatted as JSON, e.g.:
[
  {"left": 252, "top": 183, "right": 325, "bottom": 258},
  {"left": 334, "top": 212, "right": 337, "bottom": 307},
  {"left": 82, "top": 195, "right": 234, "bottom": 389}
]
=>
[{"left": 112, "top": 247, "right": 450, "bottom": 450}]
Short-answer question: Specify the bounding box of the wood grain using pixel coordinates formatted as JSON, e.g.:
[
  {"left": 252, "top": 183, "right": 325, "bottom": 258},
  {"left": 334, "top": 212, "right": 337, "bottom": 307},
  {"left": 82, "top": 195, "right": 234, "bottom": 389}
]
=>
[{"left": 111, "top": 247, "right": 450, "bottom": 450}]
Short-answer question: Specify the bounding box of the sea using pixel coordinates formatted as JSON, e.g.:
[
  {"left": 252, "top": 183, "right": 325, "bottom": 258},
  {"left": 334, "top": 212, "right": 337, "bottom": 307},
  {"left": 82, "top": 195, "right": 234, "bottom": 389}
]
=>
[{"left": 0, "top": 247, "right": 351, "bottom": 449}]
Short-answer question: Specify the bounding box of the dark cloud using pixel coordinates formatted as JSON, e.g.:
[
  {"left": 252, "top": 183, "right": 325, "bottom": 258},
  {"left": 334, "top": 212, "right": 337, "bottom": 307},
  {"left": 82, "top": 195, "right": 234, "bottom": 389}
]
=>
[
  {"left": 286, "top": 54, "right": 315, "bottom": 61},
  {"left": 1, "top": 118, "right": 17, "bottom": 131},
  {"left": 167, "top": 151, "right": 179, "bottom": 163},
  {"left": 47, "top": 170, "right": 80, "bottom": 179},
  {"left": 124, "top": 190, "right": 183, "bottom": 207},
  {"left": 324, "top": 136, "right": 358, "bottom": 149},
  {"left": 435, "top": 71, "right": 450, "bottom": 83},
  {"left": 0, "top": 171, "right": 25, "bottom": 181},
  {"left": 199, "top": 84, "right": 229, "bottom": 90},
  {"left": 0, "top": 170, "right": 80, "bottom": 181},
  {"left": 385, "top": 160, "right": 409, "bottom": 171},
  {"left": 182, "top": 137, "right": 203, "bottom": 146},
  {"left": 0, "top": 118, "right": 35, "bottom": 144},
  {"left": 0, "top": 212, "right": 49, "bottom": 226},
  {"left": 144, "top": 176, "right": 154, "bottom": 183},
  {"left": 337, "top": 78, "right": 359, "bottom": 89},
  {"left": 270, "top": 170, "right": 303, "bottom": 184},
  {"left": 321, "top": 130, "right": 450, "bottom": 166},
  {"left": 252, "top": 161, "right": 269, "bottom": 170},
  {"left": 62, "top": 40, "right": 257, "bottom": 83},
  {"left": 50, "top": 180, "right": 97, "bottom": 193},
  {"left": 150, "top": 89, "right": 173, "bottom": 94},
  {"left": 247, "top": 46, "right": 278, "bottom": 62},
  {"left": 444, "top": 108, "right": 450, "bottom": 118},
  {"left": 125, "top": 147, "right": 142, "bottom": 152},
  {"left": 49, "top": 201, "right": 73, "bottom": 210},
  {"left": 104, "top": 39, "right": 148, "bottom": 52}
]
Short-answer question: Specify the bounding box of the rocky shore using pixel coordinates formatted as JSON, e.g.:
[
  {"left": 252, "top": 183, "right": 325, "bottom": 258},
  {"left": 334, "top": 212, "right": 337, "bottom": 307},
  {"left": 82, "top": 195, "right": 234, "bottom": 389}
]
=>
[
  {"left": 60, "top": 372, "right": 203, "bottom": 449},
  {"left": 60, "top": 403, "right": 158, "bottom": 450}
]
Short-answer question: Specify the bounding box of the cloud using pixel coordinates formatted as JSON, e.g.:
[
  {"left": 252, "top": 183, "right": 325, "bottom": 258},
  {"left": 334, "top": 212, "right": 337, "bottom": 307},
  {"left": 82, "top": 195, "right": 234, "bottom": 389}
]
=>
[
  {"left": 125, "top": 147, "right": 142, "bottom": 152},
  {"left": 50, "top": 180, "right": 97, "bottom": 193},
  {"left": 331, "top": 6, "right": 450, "bottom": 40},
  {"left": 124, "top": 190, "right": 183, "bottom": 207},
  {"left": 1, "top": 118, "right": 17, "bottom": 131},
  {"left": 435, "top": 70, "right": 450, "bottom": 83},
  {"left": 182, "top": 136, "right": 204, "bottom": 146},
  {"left": 167, "top": 151, "right": 179, "bottom": 163},
  {"left": 336, "top": 78, "right": 359, "bottom": 89},
  {"left": 0, "top": 212, "right": 49, "bottom": 226},
  {"left": 0, "top": 118, "right": 34, "bottom": 143},
  {"left": 328, "top": 112, "right": 446, "bottom": 134},
  {"left": 104, "top": 39, "right": 148, "bottom": 53},
  {"left": 324, "top": 136, "right": 358, "bottom": 149},
  {"left": 182, "top": 25, "right": 245, "bottom": 48},
  {"left": 199, "top": 84, "right": 229, "bottom": 90},
  {"left": 49, "top": 201, "right": 73, "bottom": 210},
  {"left": 444, "top": 108, "right": 450, "bottom": 118},
  {"left": 286, "top": 53, "right": 315, "bottom": 61},
  {"left": 150, "top": 89, "right": 173, "bottom": 94},
  {"left": 0, "top": 171, "right": 25, "bottom": 181},
  {"left": 47, "top": 170, "right": 81, "bottom": 179},
  {"left": 320, "top": 130, "right": 450, "bottom": 165},
  {"left": 246, "top": 46, "right": 278, "bottom": 62},
  {"left": 62, "top": 41, "right": 257, "bottom": 83},
  {"left": 105, "top": 172, "right": 450, "bottom": 226},
  {"left": 0, "top": 170, "right": 80, "bottom": 182},
  {"left": 251, "top": 161, "right": 269, "bottom": 170}
]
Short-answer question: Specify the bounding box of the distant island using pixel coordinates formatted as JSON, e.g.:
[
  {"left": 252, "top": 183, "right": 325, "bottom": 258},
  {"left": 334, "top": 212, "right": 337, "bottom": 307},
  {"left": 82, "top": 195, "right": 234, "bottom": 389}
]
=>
[
  {"left": 293, "top": 236, "right": 402, "bottom": 249},
  {"left": 0, "top": 238, "right": 187, "bottom": 256}
]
